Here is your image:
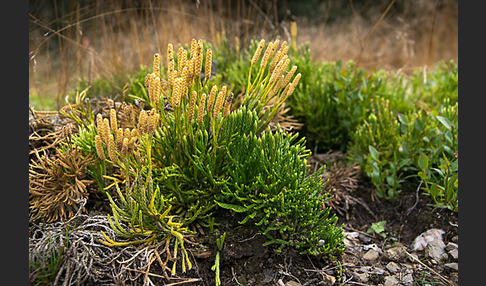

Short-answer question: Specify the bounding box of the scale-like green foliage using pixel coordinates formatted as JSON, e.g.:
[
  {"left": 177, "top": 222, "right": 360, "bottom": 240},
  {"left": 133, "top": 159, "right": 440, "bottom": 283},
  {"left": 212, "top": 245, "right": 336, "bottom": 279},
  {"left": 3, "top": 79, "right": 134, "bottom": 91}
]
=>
[
  {"left": 214, "top": 107, "right": 345, "bottom": 256},
  {"left": 71, "top": 38, "right": 346, "bottom": 258}
]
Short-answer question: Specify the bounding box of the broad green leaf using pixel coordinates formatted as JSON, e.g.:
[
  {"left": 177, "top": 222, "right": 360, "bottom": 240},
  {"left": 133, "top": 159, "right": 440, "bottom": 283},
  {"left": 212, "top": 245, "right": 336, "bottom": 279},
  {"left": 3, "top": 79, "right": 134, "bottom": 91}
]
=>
[
  {"left": 436, "top": 115, "right": 452, "bottom": 131},
  {"left": 367, "top": 220, "right": 386, "bottom": 237},
  {"left": 386, "top": 175, "right": 396, "bottom": 186},
  {"left": 375, "top": 188, "right": 384, "bottom": 198},
  {"left": 414, "top": 117, "right": 425, "bottom": 132},
  {"left": 432, "top": 167, "right": 445, "bottom": 177},
  {"left": 429, "top": 184, "right": 439, "bottom": 197},
  {"left": 399, "top": 158, "right": 411, "bottom": 168},
  {"left": 418, "top": 153, "right": 429, "bottom": 170},
  {"left": 369, "top": 145, "right": 380, "bottom": 161},
  {"left": 370, "top": 170, "right": 381, "bottom": 184}
]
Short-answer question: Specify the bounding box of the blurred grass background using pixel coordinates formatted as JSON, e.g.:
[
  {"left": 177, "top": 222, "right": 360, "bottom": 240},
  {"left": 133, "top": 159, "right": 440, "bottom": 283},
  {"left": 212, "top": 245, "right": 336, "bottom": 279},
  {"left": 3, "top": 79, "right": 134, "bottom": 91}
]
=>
[{"left": 29, "top": 0, "right": 458, "bottom": 110}]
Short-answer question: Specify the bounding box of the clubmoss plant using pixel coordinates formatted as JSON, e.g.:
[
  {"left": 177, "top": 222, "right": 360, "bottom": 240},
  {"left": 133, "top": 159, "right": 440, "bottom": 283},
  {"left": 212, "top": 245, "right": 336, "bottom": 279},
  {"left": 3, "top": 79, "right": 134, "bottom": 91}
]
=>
[
  {"left": 99, "top": 172, "right": 193, "bottom": 275},
  {"left": 211, "top": 232, "right": 226, "bottom": 286},
  {"left": 69, "top": 38, "right": 344, "bottom": 259},
  {"left": 216, "top": 107, "right": 344, "bottom": 256}
]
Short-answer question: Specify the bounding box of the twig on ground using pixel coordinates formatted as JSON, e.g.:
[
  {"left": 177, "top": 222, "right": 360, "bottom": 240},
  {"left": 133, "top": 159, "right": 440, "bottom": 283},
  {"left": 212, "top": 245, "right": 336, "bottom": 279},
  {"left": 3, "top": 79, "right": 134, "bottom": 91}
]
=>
[
  {"left": 346, "top": 195, "right": 377, "bottom": 219},
  {"left": 342, "top": 280, "right": 368, "bottom": 286},
  {"left": 343, "top": 225, "right": 376, "bottom": 240},
  {"left": 237, "top": 232, "right": 262, "bottom": 243},
  {"left": 122, "top": 267, "right": 201, "bottom": 285},
  {"left": 405, "top": 250, "right": 455, "bottom": 286},
  {"left": 406, "top": 181, "right": 422, "bottom": 216},
  {"left": 231, "top": 266, "right": 245, "bottom": 286}
]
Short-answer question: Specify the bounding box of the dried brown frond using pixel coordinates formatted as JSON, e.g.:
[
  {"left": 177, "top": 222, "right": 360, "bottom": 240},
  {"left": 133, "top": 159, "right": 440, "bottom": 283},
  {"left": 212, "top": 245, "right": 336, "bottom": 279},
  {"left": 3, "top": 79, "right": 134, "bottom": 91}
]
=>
[
  {"left": 29, "top": 107, "right": 78, "bottom": 158},
  {"left": 117, "top": 102, "right": 140, "bottom": 129},
  {"left": 29, "top": 146, "right": 95, "bottom": 223},
  {"left": 309, "top": 151, "right": 361, "bottom": 219},
  {"left": 267, "top": 103, "right": 303, "bottom": 132},
  {"left": 29, "top": 122, "right": 77, "bottom": 156},
  {"left": 223, "top": 92, "right": 234, "bottom": 117}
]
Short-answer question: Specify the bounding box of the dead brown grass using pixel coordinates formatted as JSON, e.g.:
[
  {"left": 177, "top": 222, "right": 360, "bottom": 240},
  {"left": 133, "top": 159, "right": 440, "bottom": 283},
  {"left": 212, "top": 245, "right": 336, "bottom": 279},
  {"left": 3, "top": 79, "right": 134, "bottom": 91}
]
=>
[
  {"left": 29, "top": 0, "right": 458, "bottom": 110},
  {"left": 301, "top": 0, "right": 458, "bottom": 71}
]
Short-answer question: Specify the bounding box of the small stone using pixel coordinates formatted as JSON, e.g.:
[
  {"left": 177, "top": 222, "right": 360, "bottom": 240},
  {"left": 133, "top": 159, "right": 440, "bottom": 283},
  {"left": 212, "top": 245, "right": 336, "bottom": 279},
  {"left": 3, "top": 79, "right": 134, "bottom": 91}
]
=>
[
  {"left": 384, "top": 275, "right": 399, "bottom": 286},
  {"left": 412, "top": 229, "right": 445, "bottom": 251},
  {"left": 343, "top": 231, "right": 360, "bottom": 247},
  {"left": 444, "top": 262, "right": 459, "bottom": 271},
  {"left": 359, "top": 233, "right": 372, "bottom": 244},
  {"left": 362, "top": 243, "right": 382, "bottom": 253},
  {"left": 322, "top": 273, "right": 336, "bottom": 285},
  {"left": 354, "top": 272, "right": 368, "bottom": 283},
  {"left": 402, "top": 263, "right": 414, "bottom": 269},
  {"left": 386, "top": 262, "right": 400, "bottom": 273},
  {"left": 425, "top": 239, "right": 447, "bottom": 263},
  {"left": 401, "top": 273, "right": 414, "bottom": 285},
  {"left": 384, "top": 245, "right": 407, "bottom": 261},
  {"left": 359, "top": 266, "right": 385, "bottom": 275},
  {"left": 448, "top": 248, "right": 459, "bottom": 260},
  {"left": 363, "top": 249, "right": 380, "bottom": 261},
  {"left": 445, "top": 242, "right": 458, "bottom": 251}
]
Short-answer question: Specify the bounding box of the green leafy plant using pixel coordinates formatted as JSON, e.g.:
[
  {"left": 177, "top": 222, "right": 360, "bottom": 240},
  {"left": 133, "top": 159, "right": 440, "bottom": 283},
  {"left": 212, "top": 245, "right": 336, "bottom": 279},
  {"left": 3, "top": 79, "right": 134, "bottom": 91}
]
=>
[
  {"left": 417, "top": 153, "right": 458, "bottom": 212},
  {"left": 348, "top": 97, "right": 408, "bottom": 200},
  {"left": 348, "top": 95, "right": 458, "bottom": 204},
  {"left": 367, "top": 220, "right": 387, "bottom": 238},
  {"left": 288, "top": 57, "right": 372, "bottom": 152}
]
